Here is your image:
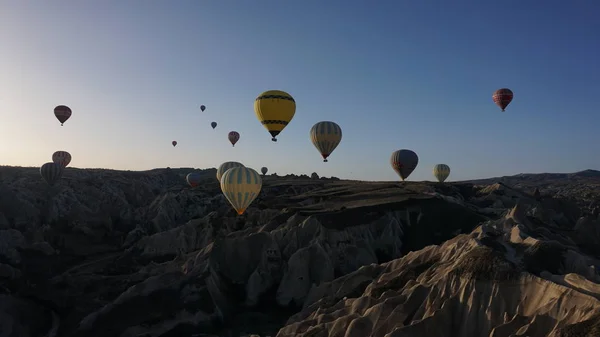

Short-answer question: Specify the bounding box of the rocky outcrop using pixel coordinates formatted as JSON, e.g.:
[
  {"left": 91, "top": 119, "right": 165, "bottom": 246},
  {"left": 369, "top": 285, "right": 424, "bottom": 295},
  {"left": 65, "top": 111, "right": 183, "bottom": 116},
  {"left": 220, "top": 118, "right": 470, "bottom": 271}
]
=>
[
  {"left": 0, "top": 166, "right": 600, "bottom": 336},
  {"left": 277, "top": 205, "right": 600, "bottom": 337}
]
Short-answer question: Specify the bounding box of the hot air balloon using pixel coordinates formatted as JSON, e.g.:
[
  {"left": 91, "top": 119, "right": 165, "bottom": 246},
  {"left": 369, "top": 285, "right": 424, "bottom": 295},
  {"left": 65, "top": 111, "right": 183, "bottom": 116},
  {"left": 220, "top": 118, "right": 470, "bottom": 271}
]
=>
[
  {"left": 54, "top": 105, "right": 72, "bottom": 126},
  {"left": 220, "top": 167, "right": 262, "bottom": 215},
  {"left": 186, "top": 172, "right": 202, "bottom": 187},
  {"left": 40, "top": 162, "right": 63, "bottom": 186},
  {"left": 211, "top": 122, "right": 217, "bottom": 129},
  {"left": 433, "top": 164, "right": 451, "bottom": 183},
  {"left": 216, "top": 161, "right": 245, "bottom": 182},
  {"left": 172, "top": 141, "right": 177, "bottom": 147},
  {"left": 52, "top": 151, "right": 72, "bottom": 168},
  {"left": 492, "top": 88, "right": 513, "bottom": 111},
  {"left": 228, "top": 131, "right": 240, "bottom": 147},
  {"left": 254, "top": 90, "right": 296, "bottom": 142},
  {"left": 200, "top": 105, "right": 206, "bottom": 112},
  {"left": 390, "top": 149, "right": 418, "bottom": 181},
  {"left": 261, "top": 167, "right": 268, "bottom": 175},
  {"left": 310, "top": 121, "right": 342, "bottom": 162}
]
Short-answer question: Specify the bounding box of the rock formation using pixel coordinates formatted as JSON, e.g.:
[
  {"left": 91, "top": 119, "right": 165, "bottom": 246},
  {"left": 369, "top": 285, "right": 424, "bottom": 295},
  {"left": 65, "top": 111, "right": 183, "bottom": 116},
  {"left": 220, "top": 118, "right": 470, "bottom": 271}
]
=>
[{"left": 1, "top": 165, "right": 600, "bottom": 336}]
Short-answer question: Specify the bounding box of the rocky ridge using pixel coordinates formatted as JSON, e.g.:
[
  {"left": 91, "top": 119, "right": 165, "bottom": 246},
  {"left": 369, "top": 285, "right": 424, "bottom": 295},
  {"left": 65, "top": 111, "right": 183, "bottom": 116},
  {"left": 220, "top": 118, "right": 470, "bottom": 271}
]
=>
[{"left": 0, "top": 166, "right": 599, "bottom": 337}]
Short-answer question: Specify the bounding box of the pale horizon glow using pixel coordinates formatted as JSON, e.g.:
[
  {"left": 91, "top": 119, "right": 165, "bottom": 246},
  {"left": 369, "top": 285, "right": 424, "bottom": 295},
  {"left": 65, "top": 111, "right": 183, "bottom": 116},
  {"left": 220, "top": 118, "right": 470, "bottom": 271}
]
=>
[{"left": 1, "top": 1, "right": 599, "bottom": 182}]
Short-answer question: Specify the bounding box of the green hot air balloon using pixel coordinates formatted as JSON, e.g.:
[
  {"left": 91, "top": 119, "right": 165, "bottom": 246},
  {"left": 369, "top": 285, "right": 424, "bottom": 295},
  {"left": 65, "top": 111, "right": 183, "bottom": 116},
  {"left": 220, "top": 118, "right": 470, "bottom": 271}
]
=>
[
  {"left": 390, "top": 149, "right": 418, "bottom": 181},
  {"left": 216, "top": 161, "right": 245, "bottom": 182},
  {"left": 433, "top": 164, "right": 451, "bottom": 183},
  {"left": 40, "top": 162, "right": 64, "bottom": 186}
]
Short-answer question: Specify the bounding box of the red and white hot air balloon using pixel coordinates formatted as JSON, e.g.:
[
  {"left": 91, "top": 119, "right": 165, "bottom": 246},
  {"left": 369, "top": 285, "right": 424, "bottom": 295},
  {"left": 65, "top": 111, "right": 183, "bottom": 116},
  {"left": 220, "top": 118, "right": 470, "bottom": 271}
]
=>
[
  {"left": 492, "top": 88, "right": 513, "bottom": 112},
  {"left": 52, "top": 151, "right": 72, "bottom": 168},
  {"left": 228, "top": 131, "right": 240, "bottom": 147}
]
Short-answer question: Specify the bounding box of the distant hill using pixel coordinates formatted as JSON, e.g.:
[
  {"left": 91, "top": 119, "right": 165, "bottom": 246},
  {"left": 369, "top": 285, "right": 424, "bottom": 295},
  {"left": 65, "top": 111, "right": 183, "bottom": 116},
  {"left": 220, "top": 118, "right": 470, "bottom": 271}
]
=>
[{"left": 463, "top": 169, "right": 600, "bottom": 185}]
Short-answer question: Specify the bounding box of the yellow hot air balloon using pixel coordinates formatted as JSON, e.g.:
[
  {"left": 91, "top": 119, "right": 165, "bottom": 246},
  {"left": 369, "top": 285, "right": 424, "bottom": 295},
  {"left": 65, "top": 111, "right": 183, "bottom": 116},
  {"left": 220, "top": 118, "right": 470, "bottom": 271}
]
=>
[
  {"left": 254, "top": 90, "right": 296, "bottom": 142},
  {"left": 310, "top": 121, "right": 342, "bottom": 162},
  {"left": 220, "top": 167, "right": 262, "bottom": 215},
  {"left": 433, "top": 164, "right": 451, "bottom": 183}
]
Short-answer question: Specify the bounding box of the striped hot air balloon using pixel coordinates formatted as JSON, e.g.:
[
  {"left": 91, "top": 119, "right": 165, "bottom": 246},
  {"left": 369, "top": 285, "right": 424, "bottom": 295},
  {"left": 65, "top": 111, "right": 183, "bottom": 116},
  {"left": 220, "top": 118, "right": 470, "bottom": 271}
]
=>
[
  {"left": 309, "top": 121, "right": 342, "bottom": 162},
  {"left": 220, "top": 166, "right": 262, "bottom": 215},
  {"left": 52, "top": 151, "right": 72, "bottom": 168},
  {"left": 390, "top": 149, "right": 418, "bottom": 181},
  {"left": 492, "top": 88, "right": 513, "bottom": 111},
  {"left": 216, "top": 161, "right": 245, "bottom": 182},
  {"left": 40, "top": 162, "right": 64, "bottom": 186},
  {"left": 54, "top": 105, "right": 72, "bottom": 126},
  {"left": 186, "top": 172, "right": 202, "bottom": 187},
  {"left": 254, "top": 90, "right": 296, "bottom": 142},
  {"left": 433, "top": 164, "right": 451, "bottom": 183}
]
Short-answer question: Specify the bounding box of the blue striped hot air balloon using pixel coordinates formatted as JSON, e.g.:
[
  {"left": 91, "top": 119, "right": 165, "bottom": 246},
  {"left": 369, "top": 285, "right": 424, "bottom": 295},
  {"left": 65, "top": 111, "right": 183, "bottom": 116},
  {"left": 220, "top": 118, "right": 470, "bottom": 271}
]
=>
[
  {"left": 220, "top": 167, "right": 262, "bottom": 215},
  {"left": 216, "top": 161, "right": 245, "bottom": 182},
  {"left": 309, "top": 121, "right": 342, "bottom": 162}
]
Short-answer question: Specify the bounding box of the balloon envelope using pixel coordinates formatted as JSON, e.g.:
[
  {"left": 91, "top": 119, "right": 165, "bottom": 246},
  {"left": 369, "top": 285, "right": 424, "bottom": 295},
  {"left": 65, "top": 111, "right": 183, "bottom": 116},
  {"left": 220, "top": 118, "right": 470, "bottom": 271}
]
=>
[
  {"left": 254, "top": 90, "right": 296, "bottom": 142},
  {"left": 310, "top": 121, "right": 342, "bottom": 162},
  {"left": 172, "top": 141, "right": 177, "bottom": 147},
  {"left": 390, "top": 149, "right": 419, "bottom": 181},
  {"left": 261, "top": 167, "right": 268, "bottom": 175},
  {"left": 40, "top": 162, "right": 64, "bottom": 186},
  {"left": 228, "top": 131, "right": 240, "bottom": 146},
  {"left": 200, "top": 105, "right": 206, "bottom": 112},
  {"left": 54, "top": 105, "right": 72, "bottom": 126},
  {"left": 211, "top": 122, "right": 217, "bottom": 129},
  {"left": 492, "top": 88, "right": 513, "bottom": 111},
  {"left": 220, "top": 167, "right": 262, "bottom": 215},
  {"left": 433, "top": 164, "right": 451, "bottom": 183},
  {"left": 52, "top": 151, "right": 72, "bottom": 168},
  {"left": 216, "top": 161, "right": 245, "bottom": 182},
  {"left": 186, "top": 172, "right": 202, "bottom": 187}
]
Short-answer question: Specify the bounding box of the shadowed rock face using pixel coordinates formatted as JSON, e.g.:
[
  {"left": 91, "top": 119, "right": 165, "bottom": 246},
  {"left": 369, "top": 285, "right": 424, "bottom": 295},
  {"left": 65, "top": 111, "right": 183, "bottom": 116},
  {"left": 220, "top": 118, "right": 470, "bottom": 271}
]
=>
[{"left": 1, "top": 166, "right": 600, "bottom": 337}]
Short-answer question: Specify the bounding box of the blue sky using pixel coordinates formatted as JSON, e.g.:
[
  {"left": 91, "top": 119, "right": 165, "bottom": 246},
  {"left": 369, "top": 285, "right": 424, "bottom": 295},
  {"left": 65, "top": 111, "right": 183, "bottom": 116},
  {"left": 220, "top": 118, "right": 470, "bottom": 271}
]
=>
[{"left": 1, "top": 1, "right": 599, "bottom": 182}]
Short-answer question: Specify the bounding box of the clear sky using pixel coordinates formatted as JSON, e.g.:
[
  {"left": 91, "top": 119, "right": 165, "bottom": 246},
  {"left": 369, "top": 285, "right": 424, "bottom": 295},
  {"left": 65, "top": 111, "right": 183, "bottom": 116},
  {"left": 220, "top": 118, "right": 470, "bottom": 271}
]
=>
[{"left": 1, "top": 1, "right": 599, "bottom": 182}]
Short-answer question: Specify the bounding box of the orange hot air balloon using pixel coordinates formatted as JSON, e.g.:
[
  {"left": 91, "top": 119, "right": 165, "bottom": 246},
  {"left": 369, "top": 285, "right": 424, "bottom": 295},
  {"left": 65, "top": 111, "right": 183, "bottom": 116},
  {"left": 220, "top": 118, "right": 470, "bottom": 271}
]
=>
[{"left": 228, "top": 131, "right": 240, "bottom": 147}]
